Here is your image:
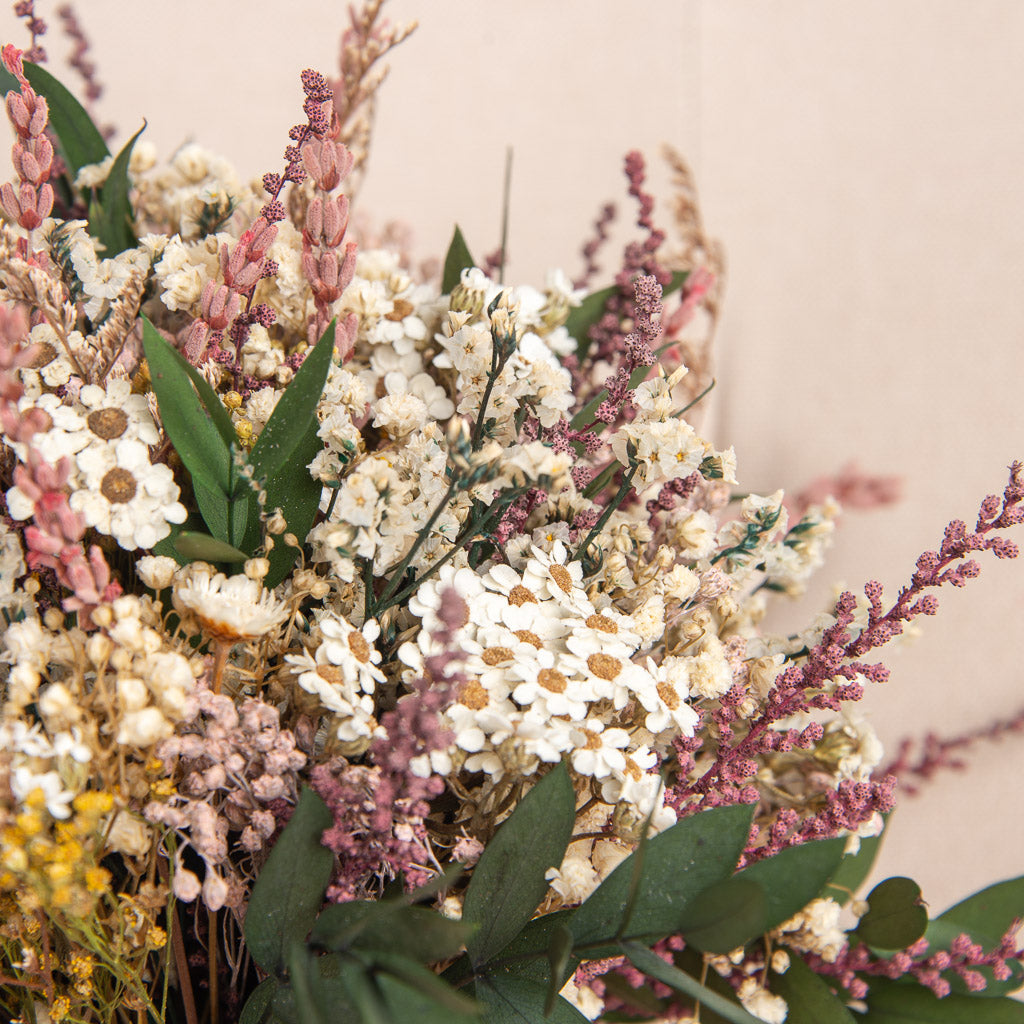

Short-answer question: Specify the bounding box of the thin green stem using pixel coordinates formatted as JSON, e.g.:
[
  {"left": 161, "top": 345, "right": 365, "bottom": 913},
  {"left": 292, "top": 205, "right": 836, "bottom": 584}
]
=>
[
  {"left": 572, "top": 462, "right": 639, "bottom": 562},
  {"left": 376, "top": 476, "right": 460, "bottom": 609}
]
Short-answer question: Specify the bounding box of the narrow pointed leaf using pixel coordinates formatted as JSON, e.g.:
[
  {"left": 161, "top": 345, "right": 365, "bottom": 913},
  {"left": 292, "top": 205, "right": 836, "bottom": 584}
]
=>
[
  {"left": 462, "top": 762, "right": 575, "bottom": 966},
  {"left": 287, "top": 944, "right": 327, "bottom": 1024},
  {"left": 244, "top": 787, "right": 333, "bottom": 974},
  {"left": 677, "top": 877, "right": 766, "bottom": 954},
  {"left": 570, "top": 803, "right": 754, "bottom": 951},
  {"left": 544, "top": 924, "right": 575, "bottom": 1014},
  {"left": 475, "top": 975, "right": 590, "bottom": 1024},
  {"left": 372, "top": 952, "right": 482, "bottom": 1016},
  {"left": 173, "top": 531, "right": 248, "bottom": 564},
  {"left": 192, "top": 478, "right": 232, "bottom": 546},
  {"left": 0, "top": 62, "right": 109, "bottom": 181},
  {"left": 863, "top": 982, "right": 1024, "bottom": 1022},
  {"left": 239, "top": 977, "right": 278, "bottom": 1024},
  {"left": 89, "top": 121, "right": 144, "bottom": 256},
  {"left": 342, "top": 967, "right": 393, "bottom": 1024},
  {"left": 620, "top": 942, "right": 763, "bottom": 1024},
  {"left": 141, "top": 316, "right": 234, "bottom": 494},
  {"left": 248, "top": 319, "right": 336, "bottom": 488},
  {"left": 823, "top": 816, "right": 890, "bottom": 907},
  {"left": 441, "top": 225, "right": 475, "bottom": 294},
  {"left": 769, "top": 954, "right": 857, "bottom": 1023}
]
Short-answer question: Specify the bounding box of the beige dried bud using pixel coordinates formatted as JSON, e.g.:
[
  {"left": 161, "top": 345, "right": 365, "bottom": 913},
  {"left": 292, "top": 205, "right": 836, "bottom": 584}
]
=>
[
  {"left": 244, "top": 558, "right": 270, "bottom": 581},
  {"left": 266, "top": 510, "right": 288, "bottom": 534}
]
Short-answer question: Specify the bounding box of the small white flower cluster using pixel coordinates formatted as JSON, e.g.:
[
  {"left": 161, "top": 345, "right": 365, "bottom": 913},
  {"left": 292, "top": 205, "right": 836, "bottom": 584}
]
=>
[
  {"left": 398, "top": 541, "right": 714, "bottom": 831},
  {"left": 0, "top": 719, "right": 90, "bottom": 820}
]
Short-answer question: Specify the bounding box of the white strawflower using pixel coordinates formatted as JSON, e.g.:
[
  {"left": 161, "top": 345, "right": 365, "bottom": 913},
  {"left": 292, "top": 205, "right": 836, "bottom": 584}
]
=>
[{"left": 173, "top": 571, "right": 289, "bottom": 642}]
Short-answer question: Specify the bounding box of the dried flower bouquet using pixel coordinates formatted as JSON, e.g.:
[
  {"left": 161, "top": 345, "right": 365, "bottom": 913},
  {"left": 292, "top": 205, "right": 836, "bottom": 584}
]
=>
[{"left": 0, "top": 4, "right": 1022, "bottom": 1024}]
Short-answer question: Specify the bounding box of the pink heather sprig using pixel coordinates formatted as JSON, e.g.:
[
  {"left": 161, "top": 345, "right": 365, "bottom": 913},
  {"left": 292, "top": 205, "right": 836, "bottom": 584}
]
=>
[
  {"left": 573, "top": 201, "right": 616, "bottom": 290},
  {"left": 12, "top": 1, "right": 46, "bottom": 64},
  {"left": 300, "top": 132, "right": 359, "bottom": 357},
  {"left": 182, "top": 69, "right": 342, "bottom": 363},
  {"left": 787, "top": 460, "right": 903, "bottom": 521},
  {"left": 669, "top": 464, "right": 1024, "bottom": 820},
  {"left": 56, "top": 4, "right": 100, "bottom": 103},
  {"left": 808, "top": 922, "right": 1024, "bottom": 1001},
  {"left": 314, "top": 589, "right": 465, "bottom": 900},
  {"left": 1, "top": 43, "right": 54, "bottom": 242},
  {"left": 0, "top": 301, "right": 119, "bottom": 623},
  {"left": 879, "top": 702, "right": 1024, "bottom": 796}
]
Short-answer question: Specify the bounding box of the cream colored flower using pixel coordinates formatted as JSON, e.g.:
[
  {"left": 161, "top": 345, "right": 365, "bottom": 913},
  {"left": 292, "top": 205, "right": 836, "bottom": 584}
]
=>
[{"left": 173, "top": 571, "right": 289, "bottom": 642}]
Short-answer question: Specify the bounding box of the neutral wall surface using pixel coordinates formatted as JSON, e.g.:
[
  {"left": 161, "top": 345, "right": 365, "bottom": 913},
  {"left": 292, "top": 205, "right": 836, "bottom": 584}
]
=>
[{"left": 1, "top": 1, "right": 1021, "bottom": 914}]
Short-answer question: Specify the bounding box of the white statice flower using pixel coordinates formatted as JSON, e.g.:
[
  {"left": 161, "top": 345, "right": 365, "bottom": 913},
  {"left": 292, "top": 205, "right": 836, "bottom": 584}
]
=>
[
  {"left": 632, "top": 364, "right": 690, "bottom": 420},
  {"left": 776, "top": 898, "right": 847, "bottom": 964},
  {"left": 685, "top": 637, "right": 734, "bottom": 700},
  {"left": 153, "top": 234, "right": 209, "bottom": 312},
  {"left": 611, "top": 417, "right": 707, "bottom": 488},
  {"left": 173, "top": 570, "right": 289, "bottom": 642},
  {"left": 672, "top": 509, "right": 721, "bottom": 561},
  {"left": 737, "top": 978, "right": 788, "bottom": 1023},
  {"left": 372, "top": 389, "right": 429, "bottom": 438},
  {"left": 0, "top": 520, "right": 25, "bottom": 601},
  {"left": 71, "top": 437, "right": 187, "bottom": 550},
  {"left": 62, "top": 222, "right": 151, "bottom": 321},
  {"left": 238, "top": 325, "right": 286, "bottom": 380},
  {"left": 243, "top": 386, "right": 282, "bottom": 434},
  {"left": 74, "top": 155, "right": 115, "bottom": 190},
  {"left": 662, "top": 563, "right": 701, "bottom": 602},
  {"left": 384, "top": 370, "right": 454, "bottom": 421},
  {"left": 545, "top": 853, "right": 600, "bottom": 905}
]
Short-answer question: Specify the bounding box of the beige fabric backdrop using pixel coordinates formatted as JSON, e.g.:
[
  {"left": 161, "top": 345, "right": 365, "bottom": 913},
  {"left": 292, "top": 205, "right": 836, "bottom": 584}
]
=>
[{"left": 2, "top": 1, "right": 1022, "bottom": 914}]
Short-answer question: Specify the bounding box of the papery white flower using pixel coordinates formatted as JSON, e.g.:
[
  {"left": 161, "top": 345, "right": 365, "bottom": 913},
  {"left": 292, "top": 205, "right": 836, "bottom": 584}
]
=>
[
  {"left": 135, "top": 555, "right": 179, "bottom": 591},
  {"left": 173, "top": 571, "right": 289, "bottom": 642},
  {"left": 11, "top": 767, "right": 75, "bottom": 819},
  {"left": 570, "top": 719, "right": 630, "bottom": 779},
  {"left": 545, "top": 854, "right": 600, "bottom": 904},
  {"left": 737, "top": 978, "right": 788, "bottom": 1023},
  {"left": 611, "top": 418, "right": 706, "bottom": 487},
  {"left": 106, "top": 810, "right": 153, "bottom": 858},
  {"left": 372, "top": 389, "right": 429, "bottom": 437}
]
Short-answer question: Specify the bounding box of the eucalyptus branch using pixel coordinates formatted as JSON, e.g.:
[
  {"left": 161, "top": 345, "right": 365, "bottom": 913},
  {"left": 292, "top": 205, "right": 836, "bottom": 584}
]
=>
[{"left": 573, "top": 461, "right": 639, "bottom": 562}]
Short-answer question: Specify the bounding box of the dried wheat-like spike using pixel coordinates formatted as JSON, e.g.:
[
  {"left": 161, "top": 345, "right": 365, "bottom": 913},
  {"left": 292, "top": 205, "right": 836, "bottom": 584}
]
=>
[
  {"left": 91, "top": 259, "right": 148, "bottom": 381},
  {"left": 333, "top": 0, "right": 417, "bottom": 197}
]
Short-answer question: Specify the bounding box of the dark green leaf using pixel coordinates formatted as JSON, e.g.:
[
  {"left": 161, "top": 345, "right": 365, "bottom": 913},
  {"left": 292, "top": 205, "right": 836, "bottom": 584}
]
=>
[
  {"left": 192, "top": 478, "right": 232, "bottom": 546},
  {"left": 620, "top": 942, "right": 763, "bottom": 1024},
  {"left": 545, "top": 924, "right": 575, "bottom": 1015},
  {"left": 856, "top": 877, "right": 928, "bottom": 952},
  {"left": 239, "top": 977, "right": 278, "bottom": 1024},
  {"left": 677, "top": 877, "right": 766, "bottom": 954},
  {"left": 863, "top": 981, "right": 1024, "bottom": 1022},
  {"left": 310, "top": 901, "right": 474, "bottom": 963},
  {"left": 261, "top": 419, "right": 324, "bottom": 588},
  {"left": 924, "top": 875, "right": 1024, "bottom": 997},
  {"left": 441, "top": 225, "right": 475, "bottom": 295},
  {"left": 89, "top": 121, "right": 143, "bottom": 256},
  {"left": 474, "top": 975, "right": 590, "bottom": 1024},
  {"left": 823, "top": 816, "right": 889, "bottom": 907},
  {"left": 567, "top": 270, "right": 688, "bottom": 360},
  {"left": 457, "top": 910, "right": 580, "bottom": 988},
  {"left": 376, "top": 969, "right": 480, "bottom": 1024},
  {"left": 141, "top": 315, "right": 234, "bottom": 494},
  {"left": 733, "top": 836, "right": 848, "bottom": 936},
  {"left": 287, "top": 944, "right": 328, "bottom": 1024},
  {"left": 0, "top": 62, "right": 109, "bottom": 182},
  {"left": 173, "top": 531, "right": 248, "bottom": 564},
  {"left": 244, "top": 787, "right": 333, "bottom": 975},
  {"left": 230, "top": 490, "right": 260, "bottom": 554},
  {"left": 569, "top": 803, "right": 754, "bottom": 952},
  {"left": 463, "top": 762, "right": 575, "bottom": 966},
  {"left": 248, "top": 319, "right": 336, "bottom": 488},
  {"left": 769, "top": 954, "right": 857, "bottom": 1024},
  {"left": 372, "top": 952, "right": 482, "bottom": 1016}
]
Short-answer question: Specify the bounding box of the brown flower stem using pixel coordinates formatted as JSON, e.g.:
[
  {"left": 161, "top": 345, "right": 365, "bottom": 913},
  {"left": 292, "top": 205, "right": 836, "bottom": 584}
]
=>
[
  {"left": 210, "top": 639, "right": 229, "bottom": 695},
  {"left": 208, "top": 908, "right": 219, "bottom": 1024}
]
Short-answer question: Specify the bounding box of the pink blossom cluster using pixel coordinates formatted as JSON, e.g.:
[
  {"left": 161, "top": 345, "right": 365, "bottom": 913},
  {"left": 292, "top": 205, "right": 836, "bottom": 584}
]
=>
[
  {"left": 145, "top": 680, "right": 307, "bottom": 911},
  {"left": 579, "top": 936, "right": 687, "bottom": 1014},
  {"left": 810, "top": 923, "right": 1023, "bottom": 1000}
]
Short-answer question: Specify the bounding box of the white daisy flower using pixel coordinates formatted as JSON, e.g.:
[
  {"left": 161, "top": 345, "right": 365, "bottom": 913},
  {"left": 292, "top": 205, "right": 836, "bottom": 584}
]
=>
[
  {"left": 570, "top": 719, "right": 631, "bottom": 779},
  {"left": 173, "top": 571, "right": 289, "bottom": 642}
]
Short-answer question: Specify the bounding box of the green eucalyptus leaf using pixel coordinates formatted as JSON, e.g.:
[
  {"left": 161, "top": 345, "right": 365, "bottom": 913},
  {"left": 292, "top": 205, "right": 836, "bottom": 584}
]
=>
[
  {"left": 372, "top": 952, "right": 482, "bottom": 1017},
  {"left": 141, "top": 316, "right": 234, "bottom": 494},
  {"left": 88, "top": 121, "right": 143, "bottom": 256},
  {"left": 620, "top": 942, "right": 763, "bottom": 1024},
  {"left": 243, "top": 787, "right": 333, "bottom": 975},
  {"left": 923, "top": 875, "right": 1024, "bottom": 997},
  {"left": 192, "top": 478, "right": 232, "bottom": 547},
  {"left": 863, "top": 980, "right": 1024, "bottom": 1022},
  {"left": 310, "top": 900, "right": 474, "bottom": 963},
  {"left": 568, "top": 270, "right": 689, "bottom": 360},
  {"left": 544, "top": 924, "right": 575, "bottom": 1015},
  {"left": 230, "top": 490, "right": 260, "bottom": 554},
  {"left": 287, "top": 943, "right": 327, "bottom": 1024},
  {"left": 239, "top": 976, "right": 278, "bottom": 1024},
  {"left": 856, "top": 877, "right": 928, "bottom": 952},
  {"left": 823, "top": 816, "right": 890, "bottom": 907},
  {"left": 248, "top": 319, "right": 337, "bottom": 488},
  {"left": 769, "top": 954, "right": 857, "bottom": 1024},
  {"left": 261, "top": 419, "right": 324, "bottom": 588},
  {"left": 569, "top": 803, "right": 754, "bottom": 952},
  {"left": 441, "top": 225, "right": 475, "bottom": 295},
  {"left": 474, "top": 975, "right": 590, "bottom": 1024},
  {"left": 463, "top": 761, "right": 575, "bottom": 966},
  {"left": 0, "top": 61, "right": 109, "bottom": 182},
  {"left": 733, "top": 836, "right": 848, "bottom": 937},
  {"left": 341, "top": 965, "right": 392, "bottom": 1024},
  {"left": 173, "top": 531, "right": 248, "bottom": 564},
  {"left": 677, "top": 876, "right": 766, "bottom": 954}
]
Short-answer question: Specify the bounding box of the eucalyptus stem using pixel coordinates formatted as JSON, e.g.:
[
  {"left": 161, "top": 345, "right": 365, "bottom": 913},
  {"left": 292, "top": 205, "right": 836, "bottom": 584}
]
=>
[
  {"left": 375, "top": 476, "right": 460, "bottom": 611},
  {"left": 572, "top": 462, "right": 639, "bottom": 562}
]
